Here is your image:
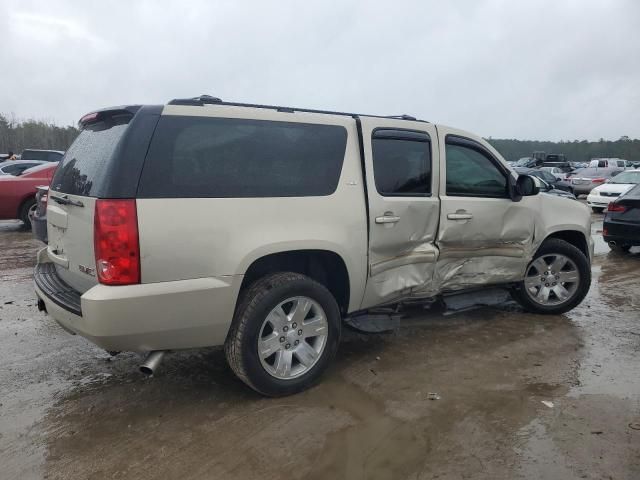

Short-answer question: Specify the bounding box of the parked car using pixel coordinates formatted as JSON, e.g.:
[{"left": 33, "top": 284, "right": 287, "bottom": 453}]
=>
[
  {"left": 569, "top": 167, "right": 622, "bottom": 197},
  {"left": 603, "top": 183, "right": 640, "bottom": 252},
  {"left": 570, "top": 162, "right": 588, "bottom": 170},
  {"left": 0, "top": 163, "right": 58, "bottom": 228},
  {"left": 20, "top": 149, "right": 65, "bottom": 162},
  {"left": 0, "top": 160, "right": 46, "bottom": 176},
  {"left": 542, "top": 160, "right": 573, "bottom": 174},
  {"left": 512, "top": 157, "right": 542, "bottom": 168},
  {"left": 30, "top": 186, "right": 49, "bottom": 243},
  {"left": 588, "top": 158, "right": 630, "bottom": 169},
  {"left": 538, "top": 178, "right": 577, "bottom": 199},
  {"left": 34, "top": 97, "right": 593, "bottom": 396},
  {"left": 586, "top": 170, "right": 640, "bottom": 212},
  {"left": 514, "top": 167, "right": 571, "bottom": 192},
  {"left": 540, "top": 166, "right": 567, "bottom": 181}
]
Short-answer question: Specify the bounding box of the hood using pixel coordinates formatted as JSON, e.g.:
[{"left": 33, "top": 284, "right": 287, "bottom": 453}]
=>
[{"left": 591, "top": 183, "right": 635, "bottom": 195}]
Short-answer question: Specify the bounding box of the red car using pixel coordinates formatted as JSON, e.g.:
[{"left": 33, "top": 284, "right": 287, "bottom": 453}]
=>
[{"left": 0, "top": 163, "right": 58, "bottom": 227}]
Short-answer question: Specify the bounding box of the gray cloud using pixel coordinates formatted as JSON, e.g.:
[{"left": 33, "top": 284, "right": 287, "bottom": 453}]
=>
[{"left": 1, "top": 0, "right": 638, "bottom": 140}]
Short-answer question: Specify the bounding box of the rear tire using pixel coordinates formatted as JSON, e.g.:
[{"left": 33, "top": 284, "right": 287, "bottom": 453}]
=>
[
  {"left": 511, "top": 238, "right": 591, "bottom": 315},
  {"left": 19, "top": 197, "right": 37, "bottom": 229},
  {"left": 224, "top": 272, "right": 341, "bottom": 397},
  {"left": 591, "top": 207, "right": 604, "bottom": 213}
]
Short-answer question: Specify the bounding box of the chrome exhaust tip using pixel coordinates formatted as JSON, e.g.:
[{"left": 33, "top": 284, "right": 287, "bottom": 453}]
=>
[
  {"left": 139, "top": 350, "right": 166, "bottom": 376},
  {"left": 608, "top": 241, "right": 617, "bottom": 247}
]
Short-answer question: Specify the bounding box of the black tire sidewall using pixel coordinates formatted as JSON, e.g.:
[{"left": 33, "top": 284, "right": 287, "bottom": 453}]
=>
[
  {"left": 19, "top": 198, "right": 36, "bottom": 228},
  {"left": 514, "top": 239, "right": 591, "bottom": 314},
  {"left": 239, "top": 278, "right": 341, "bottom": 396}
]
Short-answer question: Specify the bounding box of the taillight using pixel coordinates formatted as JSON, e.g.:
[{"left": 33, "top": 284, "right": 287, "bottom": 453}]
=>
[
  {"left": 591, "top": 178, "right": 606, "bottom": 183},
  {"left": 94, "top": 199, "right": 140, "bottom": 285},
  {"left": 607, "top": 203, "right": 627, "bottom": 213},
  {"left": 602, "top": 227, "right": 608, "bottom": 236}
]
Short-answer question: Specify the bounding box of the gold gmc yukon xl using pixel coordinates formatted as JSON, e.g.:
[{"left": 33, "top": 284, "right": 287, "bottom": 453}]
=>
[{"left": 35, "top": 96, "right": 593, "bottom": 396}]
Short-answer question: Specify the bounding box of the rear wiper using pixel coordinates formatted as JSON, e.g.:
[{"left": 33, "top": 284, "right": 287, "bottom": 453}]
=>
[{"left": 50, "top": 194, "right": 84, "bottom": 207}]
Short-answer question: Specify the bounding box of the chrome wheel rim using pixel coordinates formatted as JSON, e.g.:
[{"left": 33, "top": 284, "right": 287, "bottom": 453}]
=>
[
  {"left": 523, "top": 254, "right": 580, "bottom": 306},
  {"left": 258, "top": 296, "right": 328, "bottom": 380}
]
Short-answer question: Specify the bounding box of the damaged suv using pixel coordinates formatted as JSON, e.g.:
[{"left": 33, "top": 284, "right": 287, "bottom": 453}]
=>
[{"left": 35, "top": 96, "right": 593, "bottom": 396}]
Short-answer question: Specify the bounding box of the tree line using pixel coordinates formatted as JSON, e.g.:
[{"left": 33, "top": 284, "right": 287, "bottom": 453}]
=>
[
  {"left": 1, "top": 112, "right": 639, "bottom": 163},
  {"left": 486, "top": 137, "right": 640, "bottom": 163},
  {"left": 0, "top": 114, "right": 79, "bottom": 155}
]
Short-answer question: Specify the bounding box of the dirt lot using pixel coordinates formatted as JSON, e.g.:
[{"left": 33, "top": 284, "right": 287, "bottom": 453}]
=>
[{"left": 0, "top": 213, "right": 639, "bottom": 480}]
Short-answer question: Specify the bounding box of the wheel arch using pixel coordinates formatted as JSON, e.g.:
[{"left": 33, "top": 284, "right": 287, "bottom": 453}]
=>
[
  {"left": 240, "top": 249, "right": 351, "bottom": 315},
  {"left": 543, "top": 230, "right": 590, "bottom": 259}
]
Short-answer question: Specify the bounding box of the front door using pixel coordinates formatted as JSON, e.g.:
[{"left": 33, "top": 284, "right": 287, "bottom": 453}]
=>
[
  {"left": 359, "top": 118, "right": 441, "bottom": 308},
  {"left": 435, "top": 126, "right": 536, "bottom": 291}
]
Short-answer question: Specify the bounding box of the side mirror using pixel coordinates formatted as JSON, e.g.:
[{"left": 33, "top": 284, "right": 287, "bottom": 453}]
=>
[{"left": 515, "top": 175, "right": 540, "bottom": 198}]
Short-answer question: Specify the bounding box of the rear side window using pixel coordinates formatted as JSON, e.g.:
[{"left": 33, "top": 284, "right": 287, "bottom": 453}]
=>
[
  {"left": 137, "top": 116, "right": 348, "bottom": 198},
  {"left": 50, "top": 114, "right": 132, "bottom": 196},
  {"left": 371, "top": 129, "right": 431, "bottom": 196}
]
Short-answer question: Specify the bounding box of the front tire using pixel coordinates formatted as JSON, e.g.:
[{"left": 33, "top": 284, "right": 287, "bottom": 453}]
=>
[
  {"left": 224, "top": 272, "right": 341, "bottom": 396},
  {"left": 512, "top": 238, "right": 591, "bottom": 314}
]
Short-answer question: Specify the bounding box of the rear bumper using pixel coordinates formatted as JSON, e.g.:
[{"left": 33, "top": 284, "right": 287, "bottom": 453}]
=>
[
  {"left": 572, "top": 184, "right": 596, "bottom": 195},
  {"left": 30, "top": 212, "right": 48, "bottom": 243},
  {"left": 35, "top": 253, "right": 242, "bottom": 352},
  {"left": 603, "top": 219, "right": 640, "bottom": 246}
]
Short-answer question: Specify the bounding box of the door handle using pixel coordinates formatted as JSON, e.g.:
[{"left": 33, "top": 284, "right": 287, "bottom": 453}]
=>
[
  {"left": 375, "top": 214, "right": 401, "bottom": 224},
  {"left": 447, "top": 212, "right": 473, "bottom": 220}
]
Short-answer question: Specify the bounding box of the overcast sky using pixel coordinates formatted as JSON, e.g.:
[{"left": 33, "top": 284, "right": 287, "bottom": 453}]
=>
[{"left": 1, "top": 0, "right": 639, "bottom": 140}]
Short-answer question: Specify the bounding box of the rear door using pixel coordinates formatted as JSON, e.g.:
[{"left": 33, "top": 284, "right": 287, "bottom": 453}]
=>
[
  {"left": 359, "top": 118, "right": 440, "bottom": 308},
  {"left": 47, "top": 111, "right": 136, "bottom": 293},
  {"left": 435, "top": 127, "right": 536, "bottom": 291}
]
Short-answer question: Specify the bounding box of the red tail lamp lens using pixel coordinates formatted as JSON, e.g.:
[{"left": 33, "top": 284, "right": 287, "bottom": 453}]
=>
[{"left": 94, "top": 199, "right": 140, "bottom": 285}]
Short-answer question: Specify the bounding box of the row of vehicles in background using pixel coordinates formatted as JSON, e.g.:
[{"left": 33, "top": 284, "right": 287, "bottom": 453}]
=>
[
  {"left": 0, "top": 149, "right": 65, "bottom": 228},
  {"left": 0, "top": 149, "right": 64, "bottom": 162},
  {"left": 509, "top": 153, "right": 640, "bottom": 213}
]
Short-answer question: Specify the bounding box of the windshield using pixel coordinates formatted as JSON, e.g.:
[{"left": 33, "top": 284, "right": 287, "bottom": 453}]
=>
[
  {"left": 514, "top": 157, "right": 532, "bottom": 166},
  {"left": 50, "top": 114, "right": 131, "bottom": 196},
  {"left": 610, "top": 171, "right": 640, "bottom": 184}
]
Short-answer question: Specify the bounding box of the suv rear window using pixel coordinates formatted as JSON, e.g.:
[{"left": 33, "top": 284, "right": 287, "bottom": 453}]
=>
[
  {"left": 50, "top": 114, "right": 132, "bottom": 196},
  {"left": 137, "top": 116, "right": 348, "bottom": 198}
]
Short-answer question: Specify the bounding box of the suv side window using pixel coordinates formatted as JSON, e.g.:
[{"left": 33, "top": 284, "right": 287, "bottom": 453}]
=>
[
  {"left": 371, "top": 129, "right": 431, "bottom": 196},
  {"left": 139, "top": 116, "right": 347, "bottom": 198},
  {"left": 445, "top": 138, "right": 508, "bottom": 198}
]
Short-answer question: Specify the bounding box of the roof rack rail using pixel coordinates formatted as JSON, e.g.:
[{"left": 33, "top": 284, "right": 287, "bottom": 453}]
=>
[
  {"left": 168, "top": 95, "right": 222, "bottom": 106},
  {"left": 166, "top": 95, "right": 428, "bottom": 123}
]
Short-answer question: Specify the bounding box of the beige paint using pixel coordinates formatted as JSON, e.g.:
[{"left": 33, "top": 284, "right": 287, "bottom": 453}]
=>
[{"left": 36, "top": 105, "right": 593, "bottom": 352}]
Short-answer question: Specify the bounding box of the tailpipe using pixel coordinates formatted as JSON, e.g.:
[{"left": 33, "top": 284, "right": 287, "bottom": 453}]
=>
[
  {"left": 608, "top": 241, "right": 617, "bottom": 247},
  {"left": 139, "top": 350, "right": 166, "bottom": 376}
]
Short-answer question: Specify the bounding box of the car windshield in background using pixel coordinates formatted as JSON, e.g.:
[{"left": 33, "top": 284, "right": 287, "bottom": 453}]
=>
[
  {"left": 610, "top": 171, "right": 640, "bottom": 184},
  {"left": 50, "top": 114, "right": 132, "bottom": 196},
  {"left": 514, "top": 157, "right": 532, "bottom": 166}
]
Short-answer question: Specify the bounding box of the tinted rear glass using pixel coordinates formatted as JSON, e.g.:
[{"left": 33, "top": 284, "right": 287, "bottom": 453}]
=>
[
  {"left": 137, "top": 116, "right": 348, "bottom": 198},
  {"left": 50, "top": 114, "right": 132, "bottom": 196},
  {"left": 21, "top": 150, "right": 48, "bottom": 161}
]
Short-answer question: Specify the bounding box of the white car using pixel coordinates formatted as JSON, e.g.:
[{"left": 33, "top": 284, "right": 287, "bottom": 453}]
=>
[
  {"left": 540, "top": 166, "right": 567, "bottom": 181},
  {"left": 586, "top": 169, "right": 640, "bottom": 212}
]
